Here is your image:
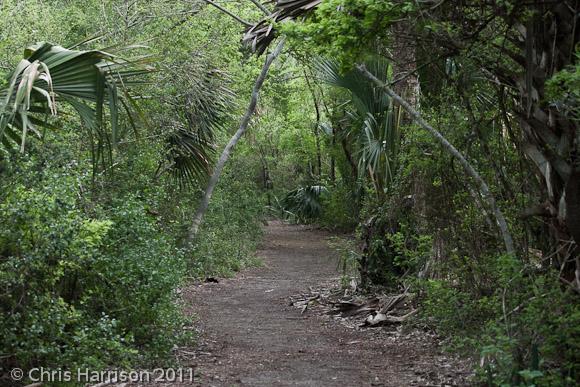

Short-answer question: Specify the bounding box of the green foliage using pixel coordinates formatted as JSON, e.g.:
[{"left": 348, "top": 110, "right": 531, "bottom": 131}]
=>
[
  {"left": 189, "top": 157, "right": 265, "bottom": 278},
  {"left": 476, "top": 266, "right": 580, "bottom": 386},
  {"left": 281, "top": 0, "right": 414, "bottom": 64},
  {"left": 387, "top": 230, "right": 432, "bottom": 273},
  {"left": 419, "top": 277, "right": 499, "bottom": 338},
  {"left": 417, "top": 255, "right": 580, "bottom": 386},
  {"left": 0, "top": 156, "right": 188, "bottom": 373}
]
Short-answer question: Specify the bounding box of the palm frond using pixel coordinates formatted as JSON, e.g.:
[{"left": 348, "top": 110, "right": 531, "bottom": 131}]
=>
[
  {"left": 243, "top": 0, "right": 322, "bottom": 55},
  {"left": 166, "top": 123, "right": 214, "bottom": 188},
  {"left": 357, "top": 108, "right": 401, "bottom": 190},
  {"left": 316, "top": 57, "right": 401, "bottom": 195},
  {"left": 162, "top": 67, "right": 236, "bottom": 187},
  {"left": 183, "top": 69, "right": 235, "bottom": 142},
  {"left": 315, "top": 57, "right": 391, "bottom": 117},
  {"left": 281, "top": 184, "right": 328, "bottom": 221},
  {"left": 0, "top": 42, "right": 152, "bottom": 152}
]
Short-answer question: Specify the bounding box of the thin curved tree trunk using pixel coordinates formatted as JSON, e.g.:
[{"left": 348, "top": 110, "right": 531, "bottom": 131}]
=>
[
  {"left": 358, "top": 64, "right": 515, "bottom": 256},
  {"left": 303, "top": 70, "right": 322, "bottom": 178},
  {"left": 185, "top": 38, "right": 285, "bottom": 247}
]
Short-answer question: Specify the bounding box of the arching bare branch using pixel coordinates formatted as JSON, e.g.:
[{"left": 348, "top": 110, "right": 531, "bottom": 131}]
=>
[
  {"left": 250, "top": 0, "right": 271, "bottom": 16},
  {"left": 358, "top": 64, "right": 515, "bottom": 256},
  {"left": 202, "top": 0, "right": 252, "bottom": 27},
  {"left": 186, "top": 38, "right": 286, "bottom": 245}
]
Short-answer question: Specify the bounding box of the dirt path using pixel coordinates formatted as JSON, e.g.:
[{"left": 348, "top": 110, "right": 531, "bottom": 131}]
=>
[{"left": 184, "top": 221, "right": 469, "bottom": 386}]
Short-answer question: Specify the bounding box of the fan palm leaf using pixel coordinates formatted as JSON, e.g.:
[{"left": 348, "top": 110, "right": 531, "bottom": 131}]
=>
[
  {"left": 166, "top": 123, "right": 214, "bottom": 187},
  {"left": 281, "top": 184, "right": 328, "bottom": 220},
  {"left": 162, "top": 66, "right": 235, "bottom": 187},
  {"left": 317, "top": 57, "right": 401, "bottom": 195},
  {"left": 0, "top": 42, "right": 152, "bottom": 153}
]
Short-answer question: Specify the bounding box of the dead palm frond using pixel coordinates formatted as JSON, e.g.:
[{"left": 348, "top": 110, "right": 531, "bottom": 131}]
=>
[{"left": 243, "top": 0, "right": 321, "bottom": 54}]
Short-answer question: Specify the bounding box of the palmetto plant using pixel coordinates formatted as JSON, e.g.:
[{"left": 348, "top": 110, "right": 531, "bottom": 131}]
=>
[
  {"left": 317, "top": 58, "right": 402, "bottom": 197},
  {"left": 0, "top": 42, "right": 150, "bottom": 157},
  {"left": 163, "top": 68, "right": 236, "bottom": 187},
  {"left": 280, "top": 184, "right": 328, "bottom": 221}
]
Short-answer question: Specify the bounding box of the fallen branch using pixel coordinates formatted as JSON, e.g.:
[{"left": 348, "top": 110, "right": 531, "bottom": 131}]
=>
[
  {"left": 185, "top": 38, "right": 286, "bottom": 245},
  {"left": 364, "top": 309, "right": 418, "bottom": 327},
  {"left": 379, "top": 293, "right": 408, "bottom": 314},
  {"left": 332, "top": 298, "right": 379, "bottom": 317},
  {"left": 291, "top": 293, "right": 321, "bottom": 313}
]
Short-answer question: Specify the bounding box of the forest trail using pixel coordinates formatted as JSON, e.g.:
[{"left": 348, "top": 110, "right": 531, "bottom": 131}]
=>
[{"left": 182, "top": 221, "right": 465, "bottom": 386}]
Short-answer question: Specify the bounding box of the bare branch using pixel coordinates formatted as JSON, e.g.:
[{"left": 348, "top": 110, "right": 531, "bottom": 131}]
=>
[
  {"left": 357, "top": 64, "right": 516, "bottom": 256},
  {"left": 202, "top": 0, "right": 252, "bottom": 27},
  {"left": 185, "top": 38, "right": 286, "bottom": 245},
  {"left": 249, "top": 0, "right": 271, "bottom": 16}
]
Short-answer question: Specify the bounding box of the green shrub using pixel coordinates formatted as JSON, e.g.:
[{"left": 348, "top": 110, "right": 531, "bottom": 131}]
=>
[
  {"left": 0, "top": 159, "right": 188, "bottom": 376},
  {"left": 189, "top": 161, "right": 264, "bottom": 277},
  {"left": 417, "top": 254, "right": 580, "bottom": 386},
  {"left": 387, "top": 229, "right": 432, "bottom": 274},
  {"left": 320, "top": 181, "right": 359, "bottom": 230}
]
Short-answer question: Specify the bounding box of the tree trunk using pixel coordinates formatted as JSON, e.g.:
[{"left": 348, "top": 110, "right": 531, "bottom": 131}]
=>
[
  {"left": 358, "top": 64, "right": 516, "bottom": 256},
  {"left": 341, "top": 137, "right": 358, "bottom": 180},
  {"left": 330, "top": 129, "right": 336, "bottom": 183},
  {"left": 504, "top": 3, "right": 579, "bottom": 272},
  {"left": 185, "top": 38, "right": 285, "bottom": 246},
  {"left": 389, "top": 21, "right": 420, "bottom": 108},
  {"left": 303, "top": 69, "right": 322, "bottom": 178}
]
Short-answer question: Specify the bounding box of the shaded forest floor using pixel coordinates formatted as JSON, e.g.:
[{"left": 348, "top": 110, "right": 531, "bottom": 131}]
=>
[{"left": 180, "top": 221, "right": 472, "bottom": 386}]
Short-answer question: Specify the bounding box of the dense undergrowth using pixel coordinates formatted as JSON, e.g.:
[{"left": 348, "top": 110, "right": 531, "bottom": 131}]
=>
[
  {"left": 190, "top": 158, "right": 265, "bottom": 278},
  {"left": 0, "top": 1, "right": 269, "bottom": 381},
  {"left": 0, "top": 133, "right": 264, "bottom": 376},
  {"left": 264, "top": 0, "right": 580, "bottom": 386},
  {"left": 289, "top": 103, "right": 580, "bottom": 385},
  {"left": 271, "top": 50, "right": 579, "bottom": 387},
  {"left": 0, "top": 144, "right": 185, "bottom": 370},
  {"left": 281, "top": 96, "right": 580, "bottom": 385}
]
